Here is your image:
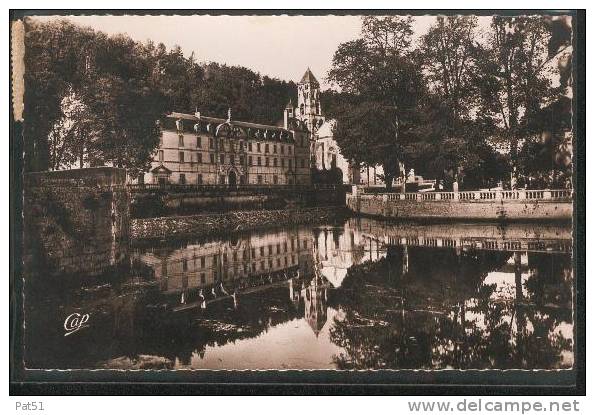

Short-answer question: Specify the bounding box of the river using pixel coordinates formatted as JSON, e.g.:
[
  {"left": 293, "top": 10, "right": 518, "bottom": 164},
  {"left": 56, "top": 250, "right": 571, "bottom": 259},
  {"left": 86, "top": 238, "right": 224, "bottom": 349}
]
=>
[{"left": 24, "top": 217, "right": 574, "bottom": 370}]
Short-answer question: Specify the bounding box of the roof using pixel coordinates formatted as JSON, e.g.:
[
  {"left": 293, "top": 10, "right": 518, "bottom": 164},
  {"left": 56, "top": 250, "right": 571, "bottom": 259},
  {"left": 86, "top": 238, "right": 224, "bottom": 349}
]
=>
[
  {"left": 315, "top": 120, "right": 336, "bottom": 138},
  {"left": 169, "top": 112, "right": 289, "bottom": 132},
  {"left": 151, "top": 164, "right": 172, "bottom": 174},
  {"left": 299, "top": 67, "right": 320, "bottom": 86}
]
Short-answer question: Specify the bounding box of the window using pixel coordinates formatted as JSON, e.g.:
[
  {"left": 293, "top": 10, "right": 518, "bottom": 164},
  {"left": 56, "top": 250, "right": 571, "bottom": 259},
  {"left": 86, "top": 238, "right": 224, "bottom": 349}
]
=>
[
  {"left": 249, "top": 142, "right": 253, "bottom": 152},
  {"left": 273, "top": 175, "right": 278, "bottom": 184},
  {"left": 179, "top": 173, "right": 186, "bottom": 184},
  {"left": 257, "top": 157, "right": 262, "bottom": 166},
  {"left": 257, "top": 175, "right": 263, "bottom": 184},
  {"left": 251, "top": 248, "right": 256, "bottom": 258},
  {"left": 158, "top": 150, "right": 164, "bottom": 162},
  {"left": 265, "top": 158, "right": 269, "bottom": 167},
  {"left": 219, "top": 175, "right": 225, "bottom": 184},
  {"left": 200, "top": 257, "right": 205, "bottom": 268},
  {"left": 230, "top": 155, "right": 235, "bottom": 164},
  {"left": 288, "top": 146, "right": 292, "bottom": 154},
  {"left": 209, "top": 137, "right": 214, "bottom": 149},
  {"left": 248, "top": 156, "right": 253, "bottom": 166},
  {"left": 220, "top": 154, "right": 225, "bottom": 164},
  {"left": 179, "top": 135, "right": 184, "bottom": 147},
  {"left": 281, "top": 145, "right": 285, "bottom": 154},
  {"left": 257, "top": 142, "right": 261, "bottom": 152},
  {"left": 179, "top": 151, "right": 185, "bottom": 163},
  {"left": 265, "top": 143, "right": 269, "bottom": 154},
  {"left": 200, "top": 273, "right": 205, "bottom": 284},
  {"left": 197, "top": 152, "right": 202, "bottom": 164},
  {"left": 276, "top": 244, "right": 280, "bottom": 254},
  {"left": 260, "top": 247, "right": 265, "bottom": 256},
  {"left": 239, "top": 156, "right": 244, "bottom": 165},
  {"left": 220, "top": 139, "right": 225, "bottom": 150},
  {"left": 182, "top": 258, "right": 188, "bottom": 271},
  {"left": 288, "top": 159, "right": 292, "bottom": 169},
  {"left": 196, "top": 136, "right": 201, "bottom": 148},
  {"left": 281, "top": 158, "right": 285, "bottom": 168},
  {"left": 197, "top": 174, "right": 203, "bottom": 184},
  {"left": 273, "top": 144, "right": 277, "bottom": 154},
  {"left": 210, "top": 153, "right": 215, "bottom": 164},
  {"left": 273, "top": 158, "right": 278, "bottom": 167}
]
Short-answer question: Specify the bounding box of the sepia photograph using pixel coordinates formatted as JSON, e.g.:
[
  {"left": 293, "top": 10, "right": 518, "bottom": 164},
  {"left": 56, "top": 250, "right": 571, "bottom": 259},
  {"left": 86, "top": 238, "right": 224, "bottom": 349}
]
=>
[{"left": 9, "top": 8, "right": 583, "bottom": 395}]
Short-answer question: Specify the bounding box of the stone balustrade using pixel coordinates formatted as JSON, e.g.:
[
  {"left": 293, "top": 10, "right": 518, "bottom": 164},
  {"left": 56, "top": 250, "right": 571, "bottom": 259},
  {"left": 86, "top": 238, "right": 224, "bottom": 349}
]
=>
[
  {"left": 377, "top": 189, "right": 573, "bottom": 202},
  {"left": 347, "top": 188, "right": 573, "bottom": 221}
]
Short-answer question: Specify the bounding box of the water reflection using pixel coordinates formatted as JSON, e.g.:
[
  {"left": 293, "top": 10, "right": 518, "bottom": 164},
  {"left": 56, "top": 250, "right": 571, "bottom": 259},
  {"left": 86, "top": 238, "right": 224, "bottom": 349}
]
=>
[{"left": 24, "top": 218, "right": 573, "bottom": 370}]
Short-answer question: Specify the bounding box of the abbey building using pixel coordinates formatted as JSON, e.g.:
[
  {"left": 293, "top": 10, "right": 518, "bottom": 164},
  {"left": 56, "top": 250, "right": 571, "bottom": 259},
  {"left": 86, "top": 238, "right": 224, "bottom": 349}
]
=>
[{"left": 140, "top": 67, "right": 384, "bottom": 187}]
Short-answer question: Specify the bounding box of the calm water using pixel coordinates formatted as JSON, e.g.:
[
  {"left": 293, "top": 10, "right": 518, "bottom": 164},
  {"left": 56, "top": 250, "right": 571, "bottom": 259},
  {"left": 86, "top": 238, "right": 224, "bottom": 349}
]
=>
[{"left": 25, "top": 218, "right": 574, "bottom": 370}]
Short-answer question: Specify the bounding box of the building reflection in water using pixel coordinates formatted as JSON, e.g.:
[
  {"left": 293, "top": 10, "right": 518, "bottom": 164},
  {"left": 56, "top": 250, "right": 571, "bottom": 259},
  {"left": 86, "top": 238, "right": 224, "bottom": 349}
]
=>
[{"left": 24, "top": 218, "right": 573, "bottom": 371}]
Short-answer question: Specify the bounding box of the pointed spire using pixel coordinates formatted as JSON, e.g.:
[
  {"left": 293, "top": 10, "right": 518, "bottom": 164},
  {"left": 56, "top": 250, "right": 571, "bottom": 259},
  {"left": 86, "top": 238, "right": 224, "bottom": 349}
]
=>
[{"left": 299, "top": 67, "right": 319, "bottom": 86}]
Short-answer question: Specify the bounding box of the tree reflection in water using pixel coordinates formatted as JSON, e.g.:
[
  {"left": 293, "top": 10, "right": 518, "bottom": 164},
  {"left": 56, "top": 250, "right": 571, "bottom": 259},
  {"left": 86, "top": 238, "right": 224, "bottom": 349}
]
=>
[
  {"left": 24, "top": 220, "right": 573, "bottom": 370},
  {"left": 329, "top": 246, "right": 573, "bottom": 370}
]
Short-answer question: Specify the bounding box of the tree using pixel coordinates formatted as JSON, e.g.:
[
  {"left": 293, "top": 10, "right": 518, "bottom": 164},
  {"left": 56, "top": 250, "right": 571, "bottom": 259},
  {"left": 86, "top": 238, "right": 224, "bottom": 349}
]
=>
[
  {"left": 24, "top": 18, "right": 299, "bottom": 174},
  {"left": 332, "top": 101, "right": 402, "bottom": 189},
  {"left": 419, "top": 16, "right": 478, "bottom": 129},
  {"left": 47, "top": 87, "right": 97, "bottom": 170},
  {"left": 472, "top": 16, "right": 570, "bottom": 179},
  {"left": 328, "top": 16, "right": 426, "bottom": 190}
]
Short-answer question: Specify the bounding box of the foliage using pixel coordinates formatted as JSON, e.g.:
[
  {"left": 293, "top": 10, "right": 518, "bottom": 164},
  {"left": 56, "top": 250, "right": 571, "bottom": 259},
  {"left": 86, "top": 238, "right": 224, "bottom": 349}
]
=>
[
  {"left": 419, "top": 16, "right": 478, "bottom": 129},
  {"left": 327, "top": 16, "right": 426, "bottom": 189},
  {"left": 24, "top": 18, "right": 297, "bottom": 173},
  {"left": 471, "top": 16, "right": 571, "bottom": 168}
]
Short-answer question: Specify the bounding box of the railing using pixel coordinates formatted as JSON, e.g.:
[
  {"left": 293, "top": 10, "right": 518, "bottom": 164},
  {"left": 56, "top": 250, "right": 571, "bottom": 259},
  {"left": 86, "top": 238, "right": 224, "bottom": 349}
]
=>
[
  {"left": 366, "top": 189, "right": 573, "bottom": 202},
  {"left": 128, "top": 183, "right": 345, "bottom": 193}
]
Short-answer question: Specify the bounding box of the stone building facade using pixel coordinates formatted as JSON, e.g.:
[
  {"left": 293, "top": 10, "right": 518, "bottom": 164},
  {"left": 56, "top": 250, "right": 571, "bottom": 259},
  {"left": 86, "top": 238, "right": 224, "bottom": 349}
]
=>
[{"left": 141, "top": 108, "right": 311, "bottom": 186}]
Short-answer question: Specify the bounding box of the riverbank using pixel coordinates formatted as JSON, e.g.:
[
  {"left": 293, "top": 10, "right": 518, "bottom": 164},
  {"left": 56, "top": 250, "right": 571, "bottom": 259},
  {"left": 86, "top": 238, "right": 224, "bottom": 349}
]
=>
[{"left": 130, "top": 206, "right": 349, "bottom": 241}]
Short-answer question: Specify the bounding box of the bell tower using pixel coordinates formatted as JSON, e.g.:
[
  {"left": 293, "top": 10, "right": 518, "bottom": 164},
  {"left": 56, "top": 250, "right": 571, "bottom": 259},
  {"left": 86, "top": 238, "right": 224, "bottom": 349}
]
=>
[{"left": 297, "top": 67, "right": 324, "bottom": 133}]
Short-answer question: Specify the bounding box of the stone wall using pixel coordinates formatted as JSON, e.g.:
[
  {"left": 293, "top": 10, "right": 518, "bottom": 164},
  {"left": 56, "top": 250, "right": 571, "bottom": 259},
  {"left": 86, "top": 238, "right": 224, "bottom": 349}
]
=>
[
  {"left": 131, "top": 207, "right": 347, "bottom": 241},
  {"left": 347, "top": 194, "right": 572, "bottom": 221},
  {"left": 23, "top": 168, "right": 130, "bottom": 278},
  {"left": 130, "top": 186, "right": 346, "bottom": 218}
]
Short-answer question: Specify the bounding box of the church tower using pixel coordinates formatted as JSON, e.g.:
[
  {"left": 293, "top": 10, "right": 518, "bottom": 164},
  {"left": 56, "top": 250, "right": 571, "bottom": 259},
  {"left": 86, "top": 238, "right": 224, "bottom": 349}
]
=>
[{"left": 297, "top": 68, "right": 325, "bottom": 134}]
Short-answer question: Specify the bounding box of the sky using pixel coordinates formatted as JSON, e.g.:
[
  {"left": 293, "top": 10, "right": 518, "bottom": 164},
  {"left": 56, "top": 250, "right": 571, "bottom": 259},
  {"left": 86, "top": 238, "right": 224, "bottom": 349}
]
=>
[{"left": 33, "top": 14, "right": 443, "bottom": 89}]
